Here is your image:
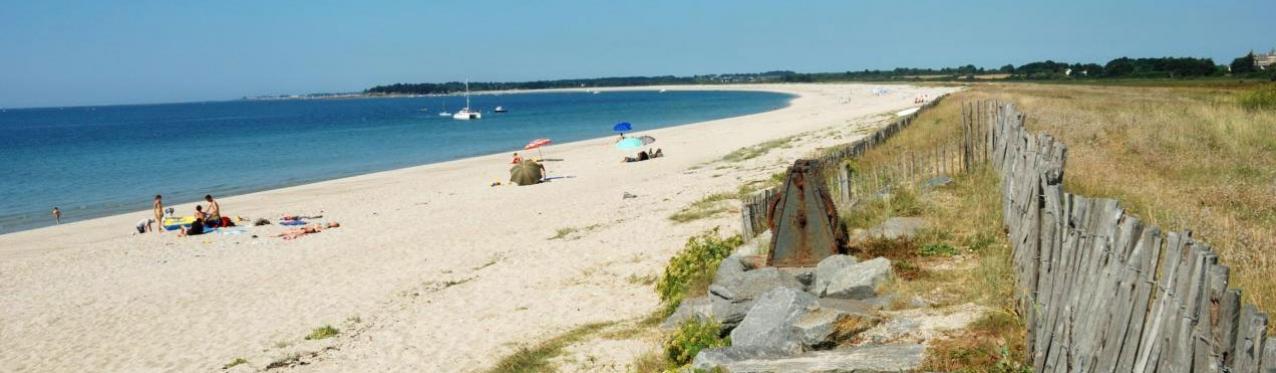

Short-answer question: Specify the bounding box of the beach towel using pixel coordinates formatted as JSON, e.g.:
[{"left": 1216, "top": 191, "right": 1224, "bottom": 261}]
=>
[{"left": 280, "top": 220, "right": 307, "bottom": 226}]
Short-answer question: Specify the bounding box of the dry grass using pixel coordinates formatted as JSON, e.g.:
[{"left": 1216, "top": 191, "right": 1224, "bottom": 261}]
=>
[
  {"left": 668, "top": 192, "right": 738, "bottom": 223},
  {"left": 922, "top": 310, "right": 1030, "bottom": 372},
  {"left": 965, "top": 82, "right": 1276, "bottom": 330},
  {"left": 841, "top": 92, "right": 1027, "bottom": 369},
  {"left": 485, "top": 322, "right": 614, "bottom": 373}
]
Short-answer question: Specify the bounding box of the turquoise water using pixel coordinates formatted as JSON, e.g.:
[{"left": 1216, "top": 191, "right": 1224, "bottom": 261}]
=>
[{"left": 0, "top": 90, "right": 792, "bottom": 234}]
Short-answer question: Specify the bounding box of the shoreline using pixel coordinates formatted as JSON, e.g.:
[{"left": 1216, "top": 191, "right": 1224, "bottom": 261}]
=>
[
  {"left": 0, "top": 83, "right": 957, "bottom": 372},
  {"left": 0, "top": 86, "right": 794, "bottom": 236}
]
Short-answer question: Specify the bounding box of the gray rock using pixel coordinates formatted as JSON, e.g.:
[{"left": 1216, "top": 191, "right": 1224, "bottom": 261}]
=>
[
  {"left": 692, "top": 346, "right": 789, "bottom": 371},
  {"left": 730, "top": 287, "right": 818, "bottom": 354},
  {"left": 710, "top": 295, "right": 753, "bottom": 329},
  {"left": 715, "top": 254, "right": 747, "bottom": 283},
  {"left": 816, "top": 298, "right": 880, "bottom": 316},
  {"left": 660, "top": 296, "right": 713, "bottom": 330},
  {"left": 813, "top": 255, "right": 858, "bottom": 295},
  {"left": 717, "top": 267, "right": 803, "bottom": 302},
  {"left": 793, "top": 308, "right": 848, "bottom": 348},
  {"left": 823, "top": 258, "right": 893, "bottom": 300},
  {"left": 694, "top": 344, "right": 926, "bottom": 373},
  {"left": 780, "top": 267, "right": 816, "bottom": 289},
  {"left": 922, "top": 175, "right": 953, "bottom": 191},
  {"left": 854, "top": 217, "right": 927, "bottom": 242}
]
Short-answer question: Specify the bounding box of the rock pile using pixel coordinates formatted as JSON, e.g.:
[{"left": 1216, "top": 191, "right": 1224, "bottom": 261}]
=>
[{"left": 663, "top": 252, "right": 924, "bottom": 372}]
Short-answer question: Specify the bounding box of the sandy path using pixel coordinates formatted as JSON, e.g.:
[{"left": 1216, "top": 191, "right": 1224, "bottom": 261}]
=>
[{"left": 0, "top": 83, "right": 955, "bottom": 372}]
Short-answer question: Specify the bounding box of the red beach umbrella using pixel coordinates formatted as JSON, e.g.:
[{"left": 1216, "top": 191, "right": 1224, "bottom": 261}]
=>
[
  {"left": 524, "top": 138, "right": 552, "bottom": 150},
  {"left": 524, "top": 138, "right": 552, "bottom": 161}
]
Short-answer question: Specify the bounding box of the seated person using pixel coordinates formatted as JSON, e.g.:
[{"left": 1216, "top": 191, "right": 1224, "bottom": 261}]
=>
[{"left": 178, "top": 206, "right": 208, "bottom": 236}]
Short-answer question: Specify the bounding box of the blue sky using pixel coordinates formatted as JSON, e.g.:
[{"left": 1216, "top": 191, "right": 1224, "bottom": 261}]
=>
[{"left": 1, "top": 0, "right": 1272, "bottom": 108}]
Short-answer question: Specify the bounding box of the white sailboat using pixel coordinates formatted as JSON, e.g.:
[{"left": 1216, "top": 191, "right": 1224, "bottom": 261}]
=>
[
  {"left": 438, "top": 102, "right": 451, "bottom": 117},
  {"left": 452, "top": 81, "right": 481, "bottom": 120}
]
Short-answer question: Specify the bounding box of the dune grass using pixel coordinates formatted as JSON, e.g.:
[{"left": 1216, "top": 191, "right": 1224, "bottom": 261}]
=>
[
  {"left": 222, "top": 357, "right": 248, "bottom": 370},
  {"left": 485, "top": 322, "right": 614, "bottom": 373},
  {"left": 304, "top": 325, "right": 339, "bottom": 341},
  {"left": 668, "top": 192, "right": 737, "bottom": 223},
  {"left": 721, "top": 135, "right": 797, "bottom": 163},
  {"left": 964, "top": 82, "right": 1276, "bottom": 330}
]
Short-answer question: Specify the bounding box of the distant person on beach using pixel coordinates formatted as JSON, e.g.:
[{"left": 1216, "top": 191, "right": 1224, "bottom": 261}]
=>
[
  {"left": 204, "top": 195, "right": 221, "bottom": 227},
  {"left": 511, "top": 152, "right": 522, "bottom": 164},
  {"left": 153, "top": 195, "right": 164, "bottom": 234},
  {"left": 622, "top": 150, "right": 651, "bottom": 163},
  {"left": 52, "top": 207, "right": 61, "bottom": 224},
  {"left": 135, "top": 218, "right": 155, "bottom": 234},
  {"left": 278, "top": 222, "right": 341, "bottom": 240}
]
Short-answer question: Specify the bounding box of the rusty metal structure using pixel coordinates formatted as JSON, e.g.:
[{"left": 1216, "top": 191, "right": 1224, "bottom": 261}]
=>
[{"left": 766, "top": 159, "right": 848, "bottom": 267}]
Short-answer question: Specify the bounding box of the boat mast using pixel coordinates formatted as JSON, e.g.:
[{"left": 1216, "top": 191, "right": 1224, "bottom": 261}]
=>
[{"left": 464, "top": 80, "right": 471, "bottom": 109}]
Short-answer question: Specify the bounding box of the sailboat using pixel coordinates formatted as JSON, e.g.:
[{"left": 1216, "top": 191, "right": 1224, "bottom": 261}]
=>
[
  {"left": 438, "top": 102, "right": 451, "bottom": 117},
  {"left": 452, "top": 81, "right": 481, "bottom": 120}
]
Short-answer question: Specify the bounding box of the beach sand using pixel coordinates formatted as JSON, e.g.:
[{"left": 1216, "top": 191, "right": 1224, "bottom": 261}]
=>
[{"left": 0, "top": 83, "right": 956, "bottom": 372}]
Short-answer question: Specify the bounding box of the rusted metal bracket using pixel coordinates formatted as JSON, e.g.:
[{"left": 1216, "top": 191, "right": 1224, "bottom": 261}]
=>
[{"left": 767, "top": 159, "right": 848, "bottom": 267}]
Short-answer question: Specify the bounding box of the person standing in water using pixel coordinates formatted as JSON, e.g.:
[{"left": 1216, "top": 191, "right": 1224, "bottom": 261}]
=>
[
  {"left": 153, "top": 195, "right": 164, "bottom": 234},
  {"left": 51, "top": 207, "right": 61, "bottom": 224}
]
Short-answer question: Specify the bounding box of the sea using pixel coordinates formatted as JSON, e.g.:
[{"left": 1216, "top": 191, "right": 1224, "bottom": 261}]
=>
[{"left": 0, "top": 90, "right": 792, "bottom": 234}]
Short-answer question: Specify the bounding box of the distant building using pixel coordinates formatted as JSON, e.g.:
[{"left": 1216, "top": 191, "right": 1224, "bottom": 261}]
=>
[{"left": 1257, "top": 49, "right": 1276, "bottom": 70}]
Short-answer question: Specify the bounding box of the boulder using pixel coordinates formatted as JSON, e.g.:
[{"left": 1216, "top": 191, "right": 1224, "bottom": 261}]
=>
[
  {"left": 713, "top": 255, "right": 748, "bottom": 288},
  {"left": 823, "top": 258, "right": 892, "bottom": 299},
  {"left": 780, "top": 267, "right": 815, "bottom": 289},
  {"left": 716, "top": 267, "right": 803, "bottom": 302},
  {"left": 693, "top": 344, "right": 926, "bottom": 372},
  {"left": 793, "top": 308, "right": 849, "bottom": 348},
  {"left": 660, "top": 296, "right": 713, "bottom": 330},
  {"left": 853, "top": 217, "right": 927, "bottom": 242},
  {"left": 710, "top": 295, "right": 753, "bottom": 329},
  {"left": 816, "top": 297, "right": 879, "bottom": 316},
  {"left": 691, "top": 346, "right": 789, "bottom": 371},
  {"left": 922, "top": 175, "right": 953, "bottom": 191},
  {"left": 730, "top": 287, "right": 818, "bottom": 354},
  {"left": 812, "top": 254, "right": 858, "bottom": 295}
]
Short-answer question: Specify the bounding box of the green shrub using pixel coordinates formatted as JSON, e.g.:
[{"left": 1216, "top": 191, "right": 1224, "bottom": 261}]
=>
[
  {"left": 920, "top": 243, "right": 958, "bottom": 256},
  {"left": 665, "top": 318, "right": 730, "bottom": 366},
  {"left": 1238, "top": 84, "right": 1276, "bottom": 111},
  {"left": 655, "top": 228, "right": 743, "bottom": 315}
]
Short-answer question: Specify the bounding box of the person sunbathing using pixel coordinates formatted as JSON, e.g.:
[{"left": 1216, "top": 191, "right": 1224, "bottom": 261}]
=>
[
  {"left": 622, "top": 150, "right": 650, "bottom": 163},
  {"left": 278, "top": 222, "right": 341, "bottom": 240}
]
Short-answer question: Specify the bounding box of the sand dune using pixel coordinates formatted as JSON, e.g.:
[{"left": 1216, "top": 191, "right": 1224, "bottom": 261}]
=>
[{"left": 0, "top": 83, "right": 956, "bottom": 372}]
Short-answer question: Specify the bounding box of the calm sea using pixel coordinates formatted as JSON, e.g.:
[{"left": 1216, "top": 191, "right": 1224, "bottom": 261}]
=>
[{"left": 0, "top": 90, "right": 792, "bottom": 234}]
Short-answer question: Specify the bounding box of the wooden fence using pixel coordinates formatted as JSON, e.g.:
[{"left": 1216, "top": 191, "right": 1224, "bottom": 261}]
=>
[
  {"left": 739, "top": 95, "right": 947, "bottom": 240},
  {"left": 983, "top": 101, "right": 1276, "bottom": 372}
]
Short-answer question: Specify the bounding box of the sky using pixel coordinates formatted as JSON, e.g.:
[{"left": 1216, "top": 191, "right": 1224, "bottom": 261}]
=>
[{"left": 0, "top": 0, "right": 1272, "bottom": 108}]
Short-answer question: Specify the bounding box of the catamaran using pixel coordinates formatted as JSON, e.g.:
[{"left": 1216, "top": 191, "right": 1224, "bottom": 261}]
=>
[{"left": 452, "top": 81, "right": 481, "bottom": 120}]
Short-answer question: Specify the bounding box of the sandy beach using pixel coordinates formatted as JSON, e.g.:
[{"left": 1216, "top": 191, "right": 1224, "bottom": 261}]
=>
[{"left": 0, "top": 83, "right": 956, "bottom": 372}]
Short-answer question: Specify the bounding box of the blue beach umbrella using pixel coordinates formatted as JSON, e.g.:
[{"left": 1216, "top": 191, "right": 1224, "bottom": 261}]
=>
[
  {"left": 613, "top": 122, "right": 633, "bottom": 133},
  {"left": 615, "top": 137, "right": 644, "bottom": 150}
]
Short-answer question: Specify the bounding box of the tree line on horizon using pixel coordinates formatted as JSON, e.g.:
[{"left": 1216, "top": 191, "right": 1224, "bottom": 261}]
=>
[{"left": 364, "top": 53, "right": 1276, "bottom": 95}]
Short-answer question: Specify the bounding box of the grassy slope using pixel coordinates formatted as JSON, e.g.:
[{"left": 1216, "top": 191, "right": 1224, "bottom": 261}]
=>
[{"left": 965, "top": 82, "right": 1276, "bottom": 330}]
